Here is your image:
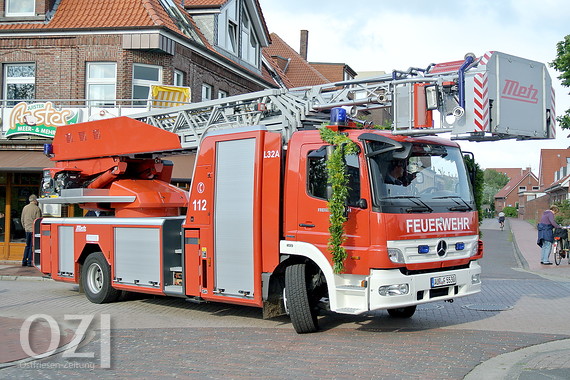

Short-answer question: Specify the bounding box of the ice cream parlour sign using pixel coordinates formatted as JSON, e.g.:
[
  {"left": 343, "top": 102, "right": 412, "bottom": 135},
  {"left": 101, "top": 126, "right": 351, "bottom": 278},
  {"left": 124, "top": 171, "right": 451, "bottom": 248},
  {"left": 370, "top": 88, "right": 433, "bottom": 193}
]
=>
[{"left": 7, "top": 102, "right": 81, "bottom": 138}]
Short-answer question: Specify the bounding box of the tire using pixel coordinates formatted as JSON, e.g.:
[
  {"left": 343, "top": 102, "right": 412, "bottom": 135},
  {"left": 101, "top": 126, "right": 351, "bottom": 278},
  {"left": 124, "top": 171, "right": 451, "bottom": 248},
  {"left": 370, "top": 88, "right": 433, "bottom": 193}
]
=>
[
  {"left": 387, "top": 305, "right": 417, "bottom": 318},
  {"left": 285, "top": 263, "right": 319, "bottom": 334},
  {"left": 553, "top": 241, "right": 561, "bottom": 265},
  {"left": 81, "top": 252, "right": 121, "bottom": 304}
]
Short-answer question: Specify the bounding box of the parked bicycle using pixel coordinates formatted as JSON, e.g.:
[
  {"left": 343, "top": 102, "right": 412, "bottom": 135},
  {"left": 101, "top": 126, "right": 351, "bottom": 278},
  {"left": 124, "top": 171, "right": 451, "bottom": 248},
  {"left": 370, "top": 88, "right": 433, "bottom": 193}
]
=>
[{"left": 553, "top": 227, "right": 570, "bottom": 265}]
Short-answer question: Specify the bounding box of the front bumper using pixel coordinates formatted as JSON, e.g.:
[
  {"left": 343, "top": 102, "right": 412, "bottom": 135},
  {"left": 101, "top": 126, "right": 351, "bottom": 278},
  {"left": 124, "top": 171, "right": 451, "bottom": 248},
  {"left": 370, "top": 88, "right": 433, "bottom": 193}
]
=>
[{"left": 367, "top": 260, "right": 481, "bottom": 311}]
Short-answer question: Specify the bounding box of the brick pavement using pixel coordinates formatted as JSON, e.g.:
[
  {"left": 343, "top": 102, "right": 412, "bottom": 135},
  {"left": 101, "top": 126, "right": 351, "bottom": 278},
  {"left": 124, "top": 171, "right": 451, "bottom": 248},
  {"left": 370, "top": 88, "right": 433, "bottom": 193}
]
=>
[{"left": 1, "top": 218, "right": 570, "bottom": 379}]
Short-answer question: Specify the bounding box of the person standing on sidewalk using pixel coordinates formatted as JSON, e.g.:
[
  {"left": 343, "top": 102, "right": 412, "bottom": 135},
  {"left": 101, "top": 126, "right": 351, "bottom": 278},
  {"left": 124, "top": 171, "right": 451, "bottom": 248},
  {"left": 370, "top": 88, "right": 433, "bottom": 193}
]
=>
[
  {"left": 21, "top": 194, "right": 41, "bottom": 267},
  {"left": 537, "top": 205, "right": 561, "bottom": 265}
]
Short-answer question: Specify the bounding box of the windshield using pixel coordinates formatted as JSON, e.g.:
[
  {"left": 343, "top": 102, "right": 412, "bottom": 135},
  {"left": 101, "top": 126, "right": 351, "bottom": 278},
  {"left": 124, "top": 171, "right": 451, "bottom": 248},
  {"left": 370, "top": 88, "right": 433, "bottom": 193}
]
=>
[{"left": 365, "top": 140, "right": 474, "bottom": 213}]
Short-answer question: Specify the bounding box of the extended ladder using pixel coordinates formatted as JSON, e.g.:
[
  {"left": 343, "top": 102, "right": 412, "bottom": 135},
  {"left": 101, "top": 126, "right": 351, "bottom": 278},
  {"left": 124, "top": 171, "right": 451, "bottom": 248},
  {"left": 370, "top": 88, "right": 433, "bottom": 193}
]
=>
[{"left": 129, "top": 51, "right": 555, "bottom": 149}]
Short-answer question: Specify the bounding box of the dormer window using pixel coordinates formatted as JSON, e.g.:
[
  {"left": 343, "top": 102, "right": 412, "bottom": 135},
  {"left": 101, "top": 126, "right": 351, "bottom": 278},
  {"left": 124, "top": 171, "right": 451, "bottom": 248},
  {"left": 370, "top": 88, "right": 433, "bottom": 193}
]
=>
[
  {"left": 227, "top": 20, "right": 238, "bottom": 53},
  {"left": 6, "top": 0, "right": 35, "bottom": 17}
]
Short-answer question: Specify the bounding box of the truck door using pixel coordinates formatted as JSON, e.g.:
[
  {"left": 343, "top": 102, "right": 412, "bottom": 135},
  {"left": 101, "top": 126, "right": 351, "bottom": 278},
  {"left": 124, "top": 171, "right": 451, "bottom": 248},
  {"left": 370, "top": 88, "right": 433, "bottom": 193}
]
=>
[{"left": 295, "top": 143, "right": 370, "bottom": 272}]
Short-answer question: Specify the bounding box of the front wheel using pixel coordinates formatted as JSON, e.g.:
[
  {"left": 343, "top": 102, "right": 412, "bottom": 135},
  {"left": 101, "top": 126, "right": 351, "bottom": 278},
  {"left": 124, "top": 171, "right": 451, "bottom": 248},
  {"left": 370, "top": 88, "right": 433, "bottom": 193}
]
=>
[
  {"left": 387, "top": 305, "right": 417, "bottom": 318},
  {"left": 82, "top": 252, "right": 121, "bottom": 304},
  {"left": 555, "top": 241, "right": 564, "bottom": 265},
  {"left": 285, "top": 264, "right": 319, "bottom": 334}
]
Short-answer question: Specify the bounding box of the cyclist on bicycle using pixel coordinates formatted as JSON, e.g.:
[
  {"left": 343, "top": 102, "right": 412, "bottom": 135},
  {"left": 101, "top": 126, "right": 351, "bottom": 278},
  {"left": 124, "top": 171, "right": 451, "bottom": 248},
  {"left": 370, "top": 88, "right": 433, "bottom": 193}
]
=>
[{"left": 498, "top": 211, "right": 505, "bottom": 230}]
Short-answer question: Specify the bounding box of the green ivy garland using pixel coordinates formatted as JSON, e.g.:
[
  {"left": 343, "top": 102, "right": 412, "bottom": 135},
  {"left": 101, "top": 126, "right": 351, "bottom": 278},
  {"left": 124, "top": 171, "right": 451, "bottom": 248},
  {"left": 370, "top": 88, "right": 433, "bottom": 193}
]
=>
[{"left": 319, "top": 127, "right": 359, "bottom": 273}]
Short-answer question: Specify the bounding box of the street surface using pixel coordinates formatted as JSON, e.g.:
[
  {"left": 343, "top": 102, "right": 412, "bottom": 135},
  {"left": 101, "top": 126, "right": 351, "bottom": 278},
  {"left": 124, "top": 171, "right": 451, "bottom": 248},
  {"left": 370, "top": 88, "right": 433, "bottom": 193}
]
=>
[{"left": 1, "top": 218, "right": 570, "bottom": 379}]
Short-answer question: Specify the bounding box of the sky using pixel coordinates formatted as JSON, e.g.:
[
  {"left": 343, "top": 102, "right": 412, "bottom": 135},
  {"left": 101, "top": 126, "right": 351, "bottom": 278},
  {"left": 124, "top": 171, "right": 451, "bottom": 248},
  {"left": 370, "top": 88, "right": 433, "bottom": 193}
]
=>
[{"left": 259, "top": 0, "right": 570, "bottom": 173}]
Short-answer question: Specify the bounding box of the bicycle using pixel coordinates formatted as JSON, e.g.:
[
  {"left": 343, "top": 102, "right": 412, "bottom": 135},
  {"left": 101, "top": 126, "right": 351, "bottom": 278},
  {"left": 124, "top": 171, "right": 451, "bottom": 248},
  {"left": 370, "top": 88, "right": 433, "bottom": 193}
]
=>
[
  {"left": 499, "top": 217, "right": 505, "bottom": 231},
  {"left": 553, "top": 227, "right": 570, "bottom": 265}
]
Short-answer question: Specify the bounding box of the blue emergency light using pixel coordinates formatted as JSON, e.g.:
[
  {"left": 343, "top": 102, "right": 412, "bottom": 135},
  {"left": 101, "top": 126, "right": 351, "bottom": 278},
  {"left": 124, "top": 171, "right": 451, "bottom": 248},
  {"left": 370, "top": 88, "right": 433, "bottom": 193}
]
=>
[{"left": 330, "top": 107, "right": 347, "bottom": 126}]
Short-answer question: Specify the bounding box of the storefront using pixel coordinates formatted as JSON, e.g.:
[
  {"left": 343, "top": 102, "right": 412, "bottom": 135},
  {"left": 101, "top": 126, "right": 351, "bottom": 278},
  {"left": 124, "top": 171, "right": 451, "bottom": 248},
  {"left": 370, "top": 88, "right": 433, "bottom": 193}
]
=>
[{"left": 0, "top": 146, "right": 52, "bottom": 261}]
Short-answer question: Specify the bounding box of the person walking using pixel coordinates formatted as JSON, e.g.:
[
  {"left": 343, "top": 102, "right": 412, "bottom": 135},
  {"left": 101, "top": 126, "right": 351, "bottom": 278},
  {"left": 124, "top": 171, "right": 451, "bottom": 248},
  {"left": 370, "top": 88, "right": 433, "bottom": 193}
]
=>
[
  {"left": 537, "top": 205, "right": 561, "bottom": 265},
  {"left": 21, "top": 194, "right": 42, "bottom": 267}
]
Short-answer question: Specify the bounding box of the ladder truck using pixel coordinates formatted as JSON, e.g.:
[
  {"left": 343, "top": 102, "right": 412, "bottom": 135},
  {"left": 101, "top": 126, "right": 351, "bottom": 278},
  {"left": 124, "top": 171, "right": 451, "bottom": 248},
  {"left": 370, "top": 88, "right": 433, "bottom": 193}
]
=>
[{"left": 35, "top": 51, "right": 554, "bottom": 333}]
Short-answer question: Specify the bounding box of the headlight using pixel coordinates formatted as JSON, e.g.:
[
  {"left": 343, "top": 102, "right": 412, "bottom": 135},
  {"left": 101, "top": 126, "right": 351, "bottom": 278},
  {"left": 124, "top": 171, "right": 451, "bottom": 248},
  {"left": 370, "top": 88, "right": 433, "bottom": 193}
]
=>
[
  {"left": 388, "top": 248, "right": 404, "bottom": 263},
  {"left": 378, "top": 284, "right": 410, "bottom": 296},
  {"left": 470, "top": 243, "right": 479, "bottom": 257}
]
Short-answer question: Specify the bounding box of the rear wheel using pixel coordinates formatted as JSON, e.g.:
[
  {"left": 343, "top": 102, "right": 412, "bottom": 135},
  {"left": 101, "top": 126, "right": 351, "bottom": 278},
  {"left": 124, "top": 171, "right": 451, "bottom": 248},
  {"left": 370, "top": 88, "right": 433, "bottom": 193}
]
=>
[
  {"left": 82, "top": 252, "right": 121, "bottom": 304},
  {"left": 285, "top": 263, "right": 320, "bottom": 334},
  {"left": 387, "top": 305, "right": 417, "bottom": 318}
]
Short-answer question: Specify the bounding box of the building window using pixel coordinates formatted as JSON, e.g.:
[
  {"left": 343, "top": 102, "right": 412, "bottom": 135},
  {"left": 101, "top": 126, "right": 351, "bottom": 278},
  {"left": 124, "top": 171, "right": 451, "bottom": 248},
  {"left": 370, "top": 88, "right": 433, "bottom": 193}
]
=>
[
  {"left": 227, "top": 20, "right": 238, "bottom": 53},
  {"left": 241, "top": 8, "right": 259, "bottom": 65},
  {"left": 532, "top": 186, "right": 540, "bottom": 191},
  {"left": 6, "top": 0, "right": 35, "bottom": 16},
  {"left": 174, "top": 70, "right": 184, "bottom": 87},
  {"left": 218, "top": 90, "right": 228, "bottom": 99},
  {"left": 133, "top": 64, "right": 162, "bottom": 105},
  {"left": 519, "top": 186, "right": 527, "bottom": 191},
  {"left": 86, "top": 62, "right": 116, "bottom": 106},
  {"left": 202, "top": 84, "right": 213, "bottom": 101},
  {"left": 4, "top": 63, "right": 35, "bottom": 106}
]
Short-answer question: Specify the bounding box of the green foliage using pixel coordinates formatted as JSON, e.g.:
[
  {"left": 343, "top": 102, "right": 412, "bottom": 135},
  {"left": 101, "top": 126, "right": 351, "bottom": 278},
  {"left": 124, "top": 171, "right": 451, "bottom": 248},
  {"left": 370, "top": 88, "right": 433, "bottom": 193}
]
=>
[
  {"left": 550, "top": 35, "right": 570, "bottom": 129},
  {"left": 554, "top": 200, "right": 570, "bottom": 225},
  {"left": 502, "top": 206, "right": 518, "bottom": 218},
  {"left": 319, "top": 127, "right": 359, "bottom": 274},
  {"left": 464, "top": 155, "right": 484, "bottom": 222},
  {"left": 482, "top": 169, "right": 509, "bottom": 205}
]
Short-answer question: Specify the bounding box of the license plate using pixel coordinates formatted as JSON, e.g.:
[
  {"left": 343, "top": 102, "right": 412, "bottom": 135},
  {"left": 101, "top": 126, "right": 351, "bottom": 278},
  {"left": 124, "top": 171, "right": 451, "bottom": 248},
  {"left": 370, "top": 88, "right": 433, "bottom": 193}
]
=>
[{"left": 431, "top": 274, "right": 456, "bottom": 288}]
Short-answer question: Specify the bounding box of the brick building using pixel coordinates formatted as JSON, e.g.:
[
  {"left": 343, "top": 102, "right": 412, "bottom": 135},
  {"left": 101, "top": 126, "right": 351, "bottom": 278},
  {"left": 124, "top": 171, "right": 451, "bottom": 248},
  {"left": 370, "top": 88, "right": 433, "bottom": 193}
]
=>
[
  {"left": 0, "top": 0, "right": 277, "bottom": 260},
  {"left": 493, "top": 168, "right": 538, "bottom": 213}
]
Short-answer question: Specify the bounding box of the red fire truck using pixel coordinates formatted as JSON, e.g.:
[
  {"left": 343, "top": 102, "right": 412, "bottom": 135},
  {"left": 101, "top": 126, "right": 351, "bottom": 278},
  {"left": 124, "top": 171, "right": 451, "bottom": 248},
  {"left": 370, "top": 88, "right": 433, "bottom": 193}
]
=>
[{"left": 34, "top": 52, "right": 554, "bottom": 333}]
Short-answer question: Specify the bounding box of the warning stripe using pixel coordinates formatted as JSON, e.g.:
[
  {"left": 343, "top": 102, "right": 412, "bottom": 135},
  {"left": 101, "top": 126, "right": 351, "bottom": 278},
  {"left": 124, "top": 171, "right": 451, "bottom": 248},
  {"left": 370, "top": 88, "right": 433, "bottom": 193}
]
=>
[
  {"left": 550, "top": 87, "right": 557, "bottom": 138},
  {"left": 473, "top": 72, "right": 489, "bottom": 131},
  {"left": 478, "top": 51, "right": 495, "bottom": 66}
]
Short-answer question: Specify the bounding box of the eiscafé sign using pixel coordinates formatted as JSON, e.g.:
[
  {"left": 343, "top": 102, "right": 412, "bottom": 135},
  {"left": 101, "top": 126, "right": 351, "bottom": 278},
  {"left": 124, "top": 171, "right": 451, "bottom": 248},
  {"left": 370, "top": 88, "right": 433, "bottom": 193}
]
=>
[{"left": 7, "top": 101, "right": 81, "bottom": 138}]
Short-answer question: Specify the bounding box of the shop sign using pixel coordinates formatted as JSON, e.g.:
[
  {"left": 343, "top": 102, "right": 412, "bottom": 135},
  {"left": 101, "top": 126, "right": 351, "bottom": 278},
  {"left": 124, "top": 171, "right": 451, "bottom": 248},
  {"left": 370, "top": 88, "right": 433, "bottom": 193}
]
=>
[{"left": 7, "top": 102, "right": 81, "bottom": 138}]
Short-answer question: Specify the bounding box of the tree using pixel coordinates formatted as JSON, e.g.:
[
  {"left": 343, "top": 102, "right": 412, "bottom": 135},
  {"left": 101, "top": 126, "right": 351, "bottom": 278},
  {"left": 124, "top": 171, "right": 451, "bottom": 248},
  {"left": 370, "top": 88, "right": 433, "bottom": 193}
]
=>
[
  {"left": 482, "top": 169, "right": 509, "bottom": 205},
  {"left": 550, "top": 35, "right": 570, "bottom": 129},
  {"left": 464, "top": 155, "right": 484, "bottom": 221}
]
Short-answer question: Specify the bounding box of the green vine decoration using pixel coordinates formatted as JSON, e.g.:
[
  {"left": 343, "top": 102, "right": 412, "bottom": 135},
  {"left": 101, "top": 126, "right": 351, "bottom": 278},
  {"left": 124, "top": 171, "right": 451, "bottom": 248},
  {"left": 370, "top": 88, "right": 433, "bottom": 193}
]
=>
[{"left": 319, "top": 127, "right": 359, "bottom": 273}]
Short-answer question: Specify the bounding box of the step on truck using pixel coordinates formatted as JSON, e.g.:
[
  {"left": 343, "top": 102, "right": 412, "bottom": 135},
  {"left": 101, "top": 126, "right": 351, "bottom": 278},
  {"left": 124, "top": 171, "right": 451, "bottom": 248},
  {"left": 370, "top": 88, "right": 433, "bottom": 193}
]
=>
[{"left": 34, "top": 51, "right": 554, "bottom": 333}]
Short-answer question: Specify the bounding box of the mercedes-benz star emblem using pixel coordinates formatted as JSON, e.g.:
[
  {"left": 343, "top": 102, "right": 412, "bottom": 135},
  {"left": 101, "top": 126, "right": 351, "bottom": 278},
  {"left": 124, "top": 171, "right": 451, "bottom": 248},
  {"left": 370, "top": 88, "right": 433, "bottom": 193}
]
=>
[{"left": 437, "top": 240, "right": 448, "bottom": 257}]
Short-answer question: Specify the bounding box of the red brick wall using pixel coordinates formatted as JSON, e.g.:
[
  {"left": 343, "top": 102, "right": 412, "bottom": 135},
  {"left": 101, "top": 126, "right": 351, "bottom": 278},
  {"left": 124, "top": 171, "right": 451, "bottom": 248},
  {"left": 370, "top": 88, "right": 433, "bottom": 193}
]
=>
[
  {"left": 523, "top": 195, "right": 550, "bottom": 221},
  {"left": 0, "top": 34, "right": 266, "bottom": 103}
]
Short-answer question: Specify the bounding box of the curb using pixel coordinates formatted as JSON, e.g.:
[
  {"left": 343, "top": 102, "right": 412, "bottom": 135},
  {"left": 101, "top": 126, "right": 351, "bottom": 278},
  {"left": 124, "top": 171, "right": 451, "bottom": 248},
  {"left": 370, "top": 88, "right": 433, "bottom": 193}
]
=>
[
  {"left": 465, "top": 338, "right": 570, "bottom": 379},
  {"left": 0, "top": 275, "right": 53, "bottom": 281}
]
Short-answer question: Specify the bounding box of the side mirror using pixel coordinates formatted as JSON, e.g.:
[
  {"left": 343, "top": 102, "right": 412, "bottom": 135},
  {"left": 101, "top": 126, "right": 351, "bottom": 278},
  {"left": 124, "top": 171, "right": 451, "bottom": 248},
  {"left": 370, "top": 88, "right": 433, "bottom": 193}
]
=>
[{"left": 357, "top": 198, "right": 368, "bottom": 209}]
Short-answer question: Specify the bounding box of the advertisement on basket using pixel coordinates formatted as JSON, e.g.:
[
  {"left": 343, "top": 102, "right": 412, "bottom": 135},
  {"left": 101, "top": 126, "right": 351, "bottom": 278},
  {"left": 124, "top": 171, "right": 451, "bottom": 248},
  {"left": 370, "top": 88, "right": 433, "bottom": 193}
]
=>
[{"left": 7, "top": 101, "right": 81, "bottom": 138}]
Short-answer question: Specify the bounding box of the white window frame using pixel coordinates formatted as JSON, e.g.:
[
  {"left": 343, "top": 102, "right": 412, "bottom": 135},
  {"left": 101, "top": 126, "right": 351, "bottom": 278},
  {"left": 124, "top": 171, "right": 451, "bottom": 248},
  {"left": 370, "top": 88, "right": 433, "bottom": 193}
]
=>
[
  {"left": 202, "top": 84, "right": 213, "bottom": 101},
  {"left": 4, "top": 63, "right": 35, "bottom": 104},
  {"left": 86, "top": 62, "right": 117, "bottom": 106},
  {"left": 132, "top": 63, "right": 162, "bottom": 104},
  {"left": 240, "top": 7, "right": 259, "bottom": 65},
  {"left": 174, "top": 70, "right": 184, "bottom": 87},
  {"left": 6, "top": 0, "right": 35, "bottom": 17},
  {"left": 218, "top": 90, "right": 228, "bottom": 99}
]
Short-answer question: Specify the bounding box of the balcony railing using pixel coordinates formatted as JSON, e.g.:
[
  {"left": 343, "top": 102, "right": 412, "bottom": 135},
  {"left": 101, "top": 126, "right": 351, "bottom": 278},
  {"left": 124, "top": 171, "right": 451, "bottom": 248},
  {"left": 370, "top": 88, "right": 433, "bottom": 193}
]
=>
[{"left": 0, "top": 98, "right": 192, "bottom": 138}]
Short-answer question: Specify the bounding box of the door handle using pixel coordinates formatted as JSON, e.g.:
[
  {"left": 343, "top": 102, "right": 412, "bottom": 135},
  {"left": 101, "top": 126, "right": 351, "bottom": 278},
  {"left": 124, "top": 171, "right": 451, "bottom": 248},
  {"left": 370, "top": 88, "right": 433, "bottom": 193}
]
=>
[{"left": 299, "top": 223, "right": 315, "bottom": 228}]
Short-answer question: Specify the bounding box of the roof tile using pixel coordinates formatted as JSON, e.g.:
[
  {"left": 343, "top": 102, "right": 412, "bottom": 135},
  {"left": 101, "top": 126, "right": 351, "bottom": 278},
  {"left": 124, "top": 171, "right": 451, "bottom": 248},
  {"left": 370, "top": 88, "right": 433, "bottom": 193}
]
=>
[{"left": 263, "top": 33, "right": 329, "bottom": 88}]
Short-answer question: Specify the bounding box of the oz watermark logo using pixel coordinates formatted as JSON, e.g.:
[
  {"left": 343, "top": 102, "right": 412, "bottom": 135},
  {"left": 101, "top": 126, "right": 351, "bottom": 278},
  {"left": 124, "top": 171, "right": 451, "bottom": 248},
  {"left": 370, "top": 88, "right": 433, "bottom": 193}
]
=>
[{"left": 19, "top": 314, "right": 110, "bottom": 368}]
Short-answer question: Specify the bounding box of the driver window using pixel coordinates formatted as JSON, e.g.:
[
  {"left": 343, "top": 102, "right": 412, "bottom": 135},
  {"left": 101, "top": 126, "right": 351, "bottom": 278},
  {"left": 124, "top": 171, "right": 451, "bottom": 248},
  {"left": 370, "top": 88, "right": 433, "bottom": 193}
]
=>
[{"left": 307, "top": 147, "right": 361, "bottom": 206}]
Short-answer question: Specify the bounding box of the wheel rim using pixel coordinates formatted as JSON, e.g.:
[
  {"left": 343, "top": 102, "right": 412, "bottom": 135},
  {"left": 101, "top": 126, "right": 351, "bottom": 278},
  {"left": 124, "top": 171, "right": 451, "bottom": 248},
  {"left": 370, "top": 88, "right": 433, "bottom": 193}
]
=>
[{"left": 86, "top": 262, "right": 104, "bottom": 294}]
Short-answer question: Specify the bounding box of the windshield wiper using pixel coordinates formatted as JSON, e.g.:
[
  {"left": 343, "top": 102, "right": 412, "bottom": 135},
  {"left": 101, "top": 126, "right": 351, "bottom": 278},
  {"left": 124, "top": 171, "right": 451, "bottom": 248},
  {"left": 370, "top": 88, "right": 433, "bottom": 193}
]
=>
[
  {"left": 384, "top": 195, "right": 434, "bottom": 213},
  {"left": 432, "top": 195, "right": 473, "bottom": 211}
]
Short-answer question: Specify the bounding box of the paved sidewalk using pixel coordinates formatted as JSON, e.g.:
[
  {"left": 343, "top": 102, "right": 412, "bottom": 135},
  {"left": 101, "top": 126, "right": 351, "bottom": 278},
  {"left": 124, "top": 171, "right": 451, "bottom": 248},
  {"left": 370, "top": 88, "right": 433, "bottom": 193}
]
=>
[
  {"left": 0, "top": 263, "right": 48, "bottom": 281},
  {"left": 466, "top": 218, "right": 570, "bottom": 379}
]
